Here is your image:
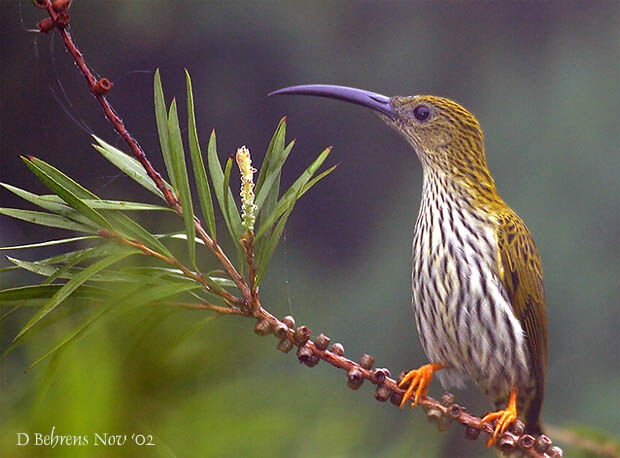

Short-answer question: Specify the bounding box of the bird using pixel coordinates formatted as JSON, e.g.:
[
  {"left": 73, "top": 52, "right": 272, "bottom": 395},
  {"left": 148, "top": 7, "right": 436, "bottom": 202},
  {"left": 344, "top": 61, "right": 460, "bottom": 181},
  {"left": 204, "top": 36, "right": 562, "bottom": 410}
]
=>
[{"left": 269, "top": 85, "right": 548, "bottom": 447}]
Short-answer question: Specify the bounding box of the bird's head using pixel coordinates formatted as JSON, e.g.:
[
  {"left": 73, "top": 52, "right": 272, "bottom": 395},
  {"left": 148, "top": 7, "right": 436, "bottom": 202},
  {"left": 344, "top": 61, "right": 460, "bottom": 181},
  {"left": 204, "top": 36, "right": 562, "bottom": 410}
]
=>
[{"left": 269, "top": 85, "right": 495, "bottom": 190}]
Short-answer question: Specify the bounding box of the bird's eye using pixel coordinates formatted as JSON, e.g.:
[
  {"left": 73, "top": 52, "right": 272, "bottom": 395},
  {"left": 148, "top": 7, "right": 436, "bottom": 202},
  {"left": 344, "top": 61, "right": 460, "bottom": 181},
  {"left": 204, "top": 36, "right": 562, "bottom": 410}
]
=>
[{"left": 413, "top": 105, "right": 431, "bottom": 122}]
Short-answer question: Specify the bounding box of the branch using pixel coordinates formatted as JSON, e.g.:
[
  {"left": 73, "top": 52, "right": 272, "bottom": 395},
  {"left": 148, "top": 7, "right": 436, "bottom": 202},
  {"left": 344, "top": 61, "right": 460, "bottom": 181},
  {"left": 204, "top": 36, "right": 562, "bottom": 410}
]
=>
[{"left": 32, "top": 2, "right": 565, "bottom": 457}]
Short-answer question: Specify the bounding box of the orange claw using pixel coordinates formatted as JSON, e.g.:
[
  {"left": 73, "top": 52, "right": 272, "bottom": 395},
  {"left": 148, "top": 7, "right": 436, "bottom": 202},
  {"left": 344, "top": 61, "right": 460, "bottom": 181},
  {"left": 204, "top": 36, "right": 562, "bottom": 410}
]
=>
[
  {"left": 398, "top": 363, "right": 444, "bottom": 409},
  {"left": 479, "top": 388, "right": 518, "bottom": 447}
]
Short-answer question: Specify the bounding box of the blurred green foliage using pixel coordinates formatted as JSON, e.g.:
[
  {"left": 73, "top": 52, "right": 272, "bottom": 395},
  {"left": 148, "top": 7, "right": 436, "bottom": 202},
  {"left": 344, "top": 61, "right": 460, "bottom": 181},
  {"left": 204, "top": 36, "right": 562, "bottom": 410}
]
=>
[{"left": 1, "top": 1, "right": 618, "bottom": 457}]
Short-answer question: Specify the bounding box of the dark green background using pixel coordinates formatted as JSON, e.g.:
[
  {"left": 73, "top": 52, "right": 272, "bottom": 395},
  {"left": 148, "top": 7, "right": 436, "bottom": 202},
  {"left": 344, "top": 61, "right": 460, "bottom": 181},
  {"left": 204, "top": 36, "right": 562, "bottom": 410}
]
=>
[{"left": 1, "top": 1, "right": 618, "bottom": 457}]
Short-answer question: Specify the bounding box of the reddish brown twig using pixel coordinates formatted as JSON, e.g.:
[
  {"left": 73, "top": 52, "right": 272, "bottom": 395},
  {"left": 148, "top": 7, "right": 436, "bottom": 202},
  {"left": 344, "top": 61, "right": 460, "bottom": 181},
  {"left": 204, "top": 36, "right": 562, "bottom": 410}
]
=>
[{"left": 33, "top": 3, "right": 563, "bottom": 457}]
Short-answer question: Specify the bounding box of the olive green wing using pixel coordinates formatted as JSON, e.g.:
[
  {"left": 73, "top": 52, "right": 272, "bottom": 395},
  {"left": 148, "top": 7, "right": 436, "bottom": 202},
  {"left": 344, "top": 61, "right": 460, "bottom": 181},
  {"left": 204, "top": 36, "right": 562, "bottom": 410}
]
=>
[{"left": 496, "top": 211, "right": 548, "bottom": 429}]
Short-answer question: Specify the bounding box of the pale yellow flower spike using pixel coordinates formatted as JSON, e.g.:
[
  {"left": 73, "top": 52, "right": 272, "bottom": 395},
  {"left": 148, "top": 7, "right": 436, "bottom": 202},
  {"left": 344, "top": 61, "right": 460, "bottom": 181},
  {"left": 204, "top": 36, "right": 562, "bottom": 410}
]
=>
[{"left": 236, "top": 146, "right": 257, "bottom": 233}]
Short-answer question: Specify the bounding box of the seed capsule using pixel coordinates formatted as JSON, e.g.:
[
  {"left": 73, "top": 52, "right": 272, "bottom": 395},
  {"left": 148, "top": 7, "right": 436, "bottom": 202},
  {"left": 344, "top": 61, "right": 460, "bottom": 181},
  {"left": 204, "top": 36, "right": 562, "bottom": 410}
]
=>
[
  {"left": 465, "top": 426, "right": 480, "bottom": 440},
  {"left": 440, "top": 392, "right": 456, "bottom": 407},
  {"left": 425, "top": 407, "right": 443, "bottom": 428},
  {"left": 306, "top": 354, "right": 320, "bottom": 367},
  {"left": 534, "top": 434, "right": 552, "bottom": 453},
  {"left": 510, "top": 419, "right": 525, "bottom": 435},
  {"left": 347, "top": 368, "right": 364, "bottom": 390},
  {"left": 55, "top": 12, "right": 70, "bottom": 28},
  {"left": 314, "top": 333, "right": 330, "bottom": 350},
  {"left": 370, "top": 368, "right": 390, "bottom": 384},
  {"left": 254, "top": 319, "right": 272, "bottom": 336},
  {"left": 518, "top": 434, "right": 535, "bottom": 449},
  {"left": 330, "top": 343, "right": 344, "bottom": 356},
  {"left": 93, "top": 78, "right": 114, "bottom": 96},
  {"left": 390, "top": 391, "right": 403, "bottom": 406},
  {"left": 448, "top": 404, "right": 462, "bottom": 419},
  {"left": 360, "top": 354, "right": 374, "bottom": 369},
  {"left": 296, "top": 345, "right": 313, "bottom": 365},
  {"left": 281, "top": 315, "right": 296, "bottom": 329},
  {"left": 498, "top": 435, "right": 516, "bottom": 452},
  {"left": 277, "top": 339, "right": 293, "bottom": 353},
  {"left": 37, "top": 18, "right": 55, "bottom": 33},
  {"left": 548, "top": 446, "right": 563, "bottom": 457},
  {"left": 53, "top": 0, "right": 72, "bottom": 12},
  {"left": 375, "top": 385, "right": 391, "bottom": 402},
  {"left": 294, "top": 326, "right": 311, "bottom": 346},
  {"left": 273, "top": 322, "right": 289, "bottom": 339}
]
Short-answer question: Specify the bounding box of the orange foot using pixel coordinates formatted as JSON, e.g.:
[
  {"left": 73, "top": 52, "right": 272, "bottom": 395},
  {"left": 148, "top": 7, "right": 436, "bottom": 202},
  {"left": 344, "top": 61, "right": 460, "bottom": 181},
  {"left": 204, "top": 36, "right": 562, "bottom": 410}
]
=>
[
  {"left": 479, "top": 388, "right": 518, "bottom": 447},
  {"left": 398, "top": 363, "right": 445, "bottom": 409}
]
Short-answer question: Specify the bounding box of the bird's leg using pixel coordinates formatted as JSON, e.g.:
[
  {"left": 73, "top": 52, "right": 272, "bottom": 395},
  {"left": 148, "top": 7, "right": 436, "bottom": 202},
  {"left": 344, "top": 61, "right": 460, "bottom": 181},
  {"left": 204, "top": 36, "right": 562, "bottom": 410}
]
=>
[
  {"left": 479, "top": 387, "right": 518, "bottom": 447},
  {"left": 398, "top": 363, "right": 445, "bottom": 409}
]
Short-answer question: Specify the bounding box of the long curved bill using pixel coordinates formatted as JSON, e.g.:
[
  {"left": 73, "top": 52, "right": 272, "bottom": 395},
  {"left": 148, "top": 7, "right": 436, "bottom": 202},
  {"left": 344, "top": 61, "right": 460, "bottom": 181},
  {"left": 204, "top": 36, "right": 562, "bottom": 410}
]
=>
[{"left": 268, "top": 84, "right": 396, "bottom": 119}]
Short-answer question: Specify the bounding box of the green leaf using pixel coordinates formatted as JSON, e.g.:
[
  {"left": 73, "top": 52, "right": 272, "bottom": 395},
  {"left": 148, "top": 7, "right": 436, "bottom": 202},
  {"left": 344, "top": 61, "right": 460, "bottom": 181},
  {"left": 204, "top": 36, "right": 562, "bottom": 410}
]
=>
[
  {"left": 222, "top": 155, "right": 234, "bottom": 234},
  {"left": 22, "top": 157, "right": 113, "bottom": 231},
  {"left": 103, "top": 213, "right": 174, "bottom": 258},
  {"left": 0, "top": 183, "right": 95, "bottom": 228},
  {"left": 93, "top": 136, "right": 167, "bottom": 200},
  {"left": 0, "top": 285, "right": 106, "bottom": 303},
  {"left": 255, "top": 117, "right": 286, "bottom": 195},
  {"left": 5, "top": 245, "right": 136, "bottom": 283},
  {"left": 0, "top": 208, "right": 97, "bottom": 233},
  {"left": 6, "top": 257, "right": 59, "bottom": 277},
  {"left": 254, "top": 163, "right": 335, "bottom": 285},
  {"left": 164, "top": 232, "right": 204, "bottom": 242},
  {"left": 185, "top": 69, "right": 216, "bottom": 240},
  {"left": 27, "top": 245, "right": 114, "bottom": 266},
  {"left": 80, "top": 200, "right": 171, "bottom": 212},
  {"left": 26, "top": 156, "right": 98, "bottom": 199},
  {"left": 299, "top": 164, "right": 338, "bottom": 199},
  {"left": 154, "top": 69, "right": 175, "bottom": 190},
  {"left": 167, "top": 98, "right": 196, "bottom": 267},
  {"left": 0, "top": 236, "right": 94, "bottom": 251},
  {"left": 12, "top": 247, "right": 138, "bottom": 342},
  {"left": 28, "top": 280, "right": 202, "bottom": 368},
  {"left": 255, "top": 139, "right": 295, "bottom": 210},
  {"left": 2, "top": 183, "right": 74, "bottom": 214},
  {"left": 35, "top": 349, "right": 67, "bottom": 405},
  {"left": 207, "top": 131, "right": 242, "bottom": 242},
  {"left": 0, "top": 305, "right": 21, "bottom": 322},
  {"left": 256, "top": 146, "right": 332, "bottom": 240}
]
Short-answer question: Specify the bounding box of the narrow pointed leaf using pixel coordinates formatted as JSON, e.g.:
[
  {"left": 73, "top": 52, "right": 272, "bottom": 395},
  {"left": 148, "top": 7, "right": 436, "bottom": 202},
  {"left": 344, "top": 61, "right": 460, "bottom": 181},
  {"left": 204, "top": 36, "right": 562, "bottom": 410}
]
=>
[
  {"left": 12, "top": 247, "right": 138, "bottom": 342},
  {"left": 0, "top": 285, "right": 106, "bottom": 303},
  {"left": 256, "top": 147, "right": 332, "bottom": 239},
  {"left": 0, "top": 184, "right": 94, "bottom": 226},
  {"left": 255, "top": 117, "right": 286, "bottom": 194},
  {"left": 168, "top": 98, "right": 196, "bottom": 267},
  {"left": 299, "top": 164, "right": 338, "bottom": 199},
  {"left": 80, "top": 200, "right": 171, "bottom": 211},
  {"left": 222, "top": 156, "right": 234, "bottom": 237},
  {"left": 28, "top": 245, "right": 114, "bottom": 266},
  {"left": 0, "top": 208, "right": 97, "bottom": 233},
  {"left": 185, "top": 69, "right": 216, "bottom": 239},
  {"left": 27, "top": 156, "right": 97, "bottom": 199},
  {"left": 0, "top": 236, "right": 94, "bottom": 251},
  {"left": 255, "top": 139, "right": 295, "bottom": 210},
  {"left": 0, "top": 305, "right": 21, "bottom": 322},
  {"left": 154, "top": 69, "right": 176, "bottom": 190},
  {"left": 93, "top": 136, "right": 167, "bottom": 200},
  {"left": 6, "top": 257, "right": 58, "bottom": 277},
  {"left": 207, "top": 131, "right": 242, "bottom": 240},
  {"left": 1, "top": 183, "right": 73, "bottom": 214},
  {"left": 22, "top": 157, "right": 113, "bottom": 230}
]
